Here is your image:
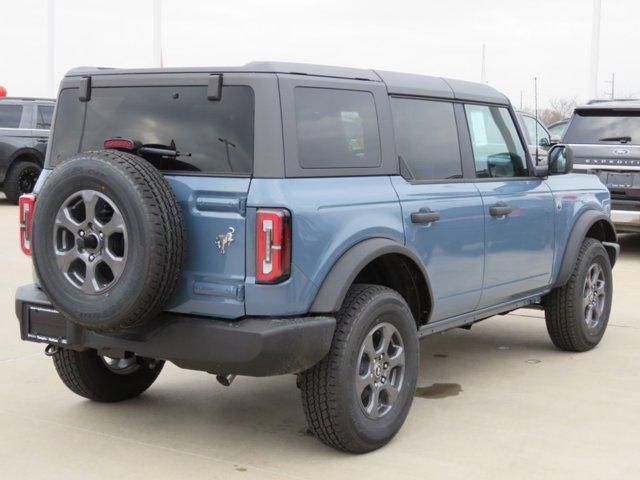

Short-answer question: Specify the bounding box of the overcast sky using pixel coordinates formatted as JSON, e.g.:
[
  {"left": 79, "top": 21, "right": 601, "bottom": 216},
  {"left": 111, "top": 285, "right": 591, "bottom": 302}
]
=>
[{"left": 1, "top": 0, "right": 639, "bottom": 108}]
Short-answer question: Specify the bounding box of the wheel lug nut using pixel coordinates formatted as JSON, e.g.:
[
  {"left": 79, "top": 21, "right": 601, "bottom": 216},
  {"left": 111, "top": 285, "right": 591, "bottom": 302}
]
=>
[
  {"left": 383, "top": 362, "right": 389, "bottom": 369},
  {"left": 381, "top": 377, "right": 386, "bottom": 384},
  {"left": 99, "top": 232, "right": 104, "bottom": 238},
  {"left": 88, "top": 255, "right": 95, "bottom": 262},
  {"left": 78, "top": 230, "right": 85, "bottom": 237}
]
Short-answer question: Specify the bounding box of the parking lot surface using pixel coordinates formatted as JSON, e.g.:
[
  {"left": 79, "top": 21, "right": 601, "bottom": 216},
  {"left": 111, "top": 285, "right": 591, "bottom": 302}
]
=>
[{"left": 1, "top": 195, "right": 638, "bottom": 480}]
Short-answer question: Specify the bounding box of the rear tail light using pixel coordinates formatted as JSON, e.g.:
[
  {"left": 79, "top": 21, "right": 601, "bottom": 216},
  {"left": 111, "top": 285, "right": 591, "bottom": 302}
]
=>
[
  {"left": 256, "top": 209, "right": 291, "bottom": 284},
  {"left": 103, "top": 138, "right": 135, "bottom": 151},
  {"left": 19, "top": 194, "right": 36, "bottom": 256}
]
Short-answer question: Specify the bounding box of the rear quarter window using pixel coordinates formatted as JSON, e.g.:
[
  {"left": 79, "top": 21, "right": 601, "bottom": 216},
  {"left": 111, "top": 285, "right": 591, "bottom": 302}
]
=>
[
  {"left": 49, "top": 89, "right": 85, "bottom": 164},
  {"left": 294, "top": 87, "right": 381, "bottom": 169}
]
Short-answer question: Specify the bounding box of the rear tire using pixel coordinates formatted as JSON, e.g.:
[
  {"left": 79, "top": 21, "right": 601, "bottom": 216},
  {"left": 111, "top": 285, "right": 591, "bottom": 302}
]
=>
[
  {"left": 300, "top": 284, "right": 419, "bottom": 453},
  {"left": 4, "top": 160, "right": 41, "bottom": 204},
  {"left": 53, "top": 348, "right": 164, "bottom": 402},
  {"left": 545, "top": 238, "right": 613, "bottom": 352}
]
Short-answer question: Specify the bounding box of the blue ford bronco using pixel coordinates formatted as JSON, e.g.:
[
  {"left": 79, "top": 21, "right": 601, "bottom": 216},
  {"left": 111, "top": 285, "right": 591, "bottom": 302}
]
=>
[{"left": 16, "top": 62, "right": 618, "bottom": 453}]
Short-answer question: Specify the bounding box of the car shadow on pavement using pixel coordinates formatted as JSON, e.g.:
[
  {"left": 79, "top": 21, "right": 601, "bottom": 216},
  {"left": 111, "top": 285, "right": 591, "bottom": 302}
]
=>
[
  {"left": 57, "top": 316, "right": 556, "bottom": 456},
  {"left": 0, "top": 195, "right": 14, "bottom": 207},
  {"left": 619, "top": 233, "right": 640, "bottom": 259}
]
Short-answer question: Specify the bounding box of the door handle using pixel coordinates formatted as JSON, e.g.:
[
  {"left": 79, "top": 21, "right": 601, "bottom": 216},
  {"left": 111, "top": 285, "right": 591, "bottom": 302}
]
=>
[
  {"left": 489, "top": 203, "right": 513, "bottom": 217},
  {"left": 411, "top": 210, "right": 440, "bottom": 224},
  {"left": 36, "top": 138, "right": 47, "bottom": 143}
]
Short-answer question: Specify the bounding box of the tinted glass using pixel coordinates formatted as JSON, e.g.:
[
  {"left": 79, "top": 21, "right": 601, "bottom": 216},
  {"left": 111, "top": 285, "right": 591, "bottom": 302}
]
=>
[
  {"left": 37, "top": 105, "right": 54, "bottom": 129},
  {"left": 78, "top": 86, "right": 253, "bottom": 174},
  {"left": 391, "top": 98, "right": 462, "bottom": 180},
  {"left": 49, "top": 89, "right": 87, "bottom": 165},
  {"left": 563, "top": 110, "right": 640, "bottom": 145},
  {"left": 294, "top": 87, "right": 381, "bottom": 169},
  {"left": 465, "top": 104, "right": 528, "bottom": 178},
  {"left": 0, "top": 104, "right": 23, "bottom": 128},
  {"left": 548, "top": 121, "right": 568, "bottom": 139},
  {"left": 521, "top": 115, "right": 550, "bottom": 145}
]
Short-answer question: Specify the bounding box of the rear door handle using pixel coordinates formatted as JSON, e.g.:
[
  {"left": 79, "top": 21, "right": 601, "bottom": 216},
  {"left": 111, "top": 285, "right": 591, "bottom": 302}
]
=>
[
  {"left": 411, "top": 210, "right": 440, "bottom": 224},
  {"left": 489, "top": 203, "right": 513, "bottom": 217}
]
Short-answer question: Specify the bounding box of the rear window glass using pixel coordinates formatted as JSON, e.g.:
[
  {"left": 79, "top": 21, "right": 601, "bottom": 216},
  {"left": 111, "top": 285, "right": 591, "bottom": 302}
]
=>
[
  {"left": 563, "top": 110, "right": 640, "bottom": 145},
  {"left": 294, "top": 87, "right": 381, "bottom": 169},
  {"left": 50, "top": 86, "right": 254, "bottom": 175},
  {"left": 0, "top": 104, "right": 23, "bottom": 128}
]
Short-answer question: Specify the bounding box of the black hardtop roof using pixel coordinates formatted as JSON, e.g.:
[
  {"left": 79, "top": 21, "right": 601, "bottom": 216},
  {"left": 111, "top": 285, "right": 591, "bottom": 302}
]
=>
[
  {"left": 577, "top": 99, "right": 640, "bottom": 111},
  {"left": 65, "top": 61, "right": 509, "bottom": 105}
]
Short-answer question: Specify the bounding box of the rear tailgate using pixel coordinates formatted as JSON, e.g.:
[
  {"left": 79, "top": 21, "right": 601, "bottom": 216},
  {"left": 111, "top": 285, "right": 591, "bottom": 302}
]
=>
[
  {"left": 166, "top": 176, "right": 249, "bottom": 318},
  {"left": 45, "top": 74, "right": 260, "bottom": 319}
]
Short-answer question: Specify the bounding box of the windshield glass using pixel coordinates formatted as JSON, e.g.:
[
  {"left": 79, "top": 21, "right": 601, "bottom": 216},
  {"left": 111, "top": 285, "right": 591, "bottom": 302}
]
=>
[{"left": 563, "top": 110, "right": 640, "bottom": 145}]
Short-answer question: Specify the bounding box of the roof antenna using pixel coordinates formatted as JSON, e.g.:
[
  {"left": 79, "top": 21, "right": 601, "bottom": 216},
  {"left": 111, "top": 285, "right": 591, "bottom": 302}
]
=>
[{"left": 534, "top": 76, "right": 539, "bottom": 165}]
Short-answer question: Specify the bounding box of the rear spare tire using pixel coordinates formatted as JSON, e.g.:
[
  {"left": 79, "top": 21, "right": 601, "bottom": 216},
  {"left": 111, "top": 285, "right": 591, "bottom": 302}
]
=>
[{"left": 32, "top": 150, "right": 186, "bottom": 331}]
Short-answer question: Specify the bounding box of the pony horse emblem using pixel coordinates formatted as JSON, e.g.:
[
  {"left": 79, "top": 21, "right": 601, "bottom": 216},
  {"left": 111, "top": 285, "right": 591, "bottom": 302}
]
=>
[{"left": 215, "top": 227, "right": 235, "bottom": 254}]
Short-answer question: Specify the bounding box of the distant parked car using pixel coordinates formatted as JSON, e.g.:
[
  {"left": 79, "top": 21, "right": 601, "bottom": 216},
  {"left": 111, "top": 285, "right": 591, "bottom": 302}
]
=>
[
  {"left": 516, "top": 111, "right": 558, "bottom": 164},
  {"left": 548, "top": 119, "right": 570, "bottom": 139},
  {"left": 0, "top": 97, "right": 55, "bottom": 204},
  {"left": 564, "top": 100, "right": 640, "bottom": 233}
]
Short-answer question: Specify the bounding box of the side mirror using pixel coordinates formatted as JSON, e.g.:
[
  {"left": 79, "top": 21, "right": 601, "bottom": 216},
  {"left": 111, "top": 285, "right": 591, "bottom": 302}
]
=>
[
  {"left": 539, "top": 137, "right": 550, "bottom": 147},
  {"left": 548, "top": 144, "right": 574, "bottom": 174}
]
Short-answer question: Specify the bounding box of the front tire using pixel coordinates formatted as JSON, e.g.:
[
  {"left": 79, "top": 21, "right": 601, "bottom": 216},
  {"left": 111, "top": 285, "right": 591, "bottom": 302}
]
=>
[
  {"left": 545, "top": 238, "right": 613, "bottom": 352},
  {"left": 53, "top": 348, "right": 164, "bottom": 402},
  {"left": 300, "top": 284, "right": 419, "bottom": 453}
]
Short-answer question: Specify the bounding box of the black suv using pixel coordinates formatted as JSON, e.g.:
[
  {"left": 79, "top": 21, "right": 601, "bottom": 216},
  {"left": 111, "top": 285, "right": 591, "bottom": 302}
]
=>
[
  {"left": 0, "top": 97, "right": 55, "bottom": 203},
  {"left": 564, "top": 100, "right": 640, "bottom": 232}
]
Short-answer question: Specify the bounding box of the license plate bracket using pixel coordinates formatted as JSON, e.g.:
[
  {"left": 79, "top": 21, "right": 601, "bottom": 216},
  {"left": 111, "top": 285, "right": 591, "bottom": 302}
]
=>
[
  {"left": 607, "top": 172, "right": 634, "bottom": 188},
  {"left": 25, "top": 304, "right": 68, "bottom": 345}
]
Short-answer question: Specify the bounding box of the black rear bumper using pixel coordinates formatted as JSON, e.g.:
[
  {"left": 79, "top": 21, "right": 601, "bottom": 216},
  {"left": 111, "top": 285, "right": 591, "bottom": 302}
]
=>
[{"left": 15, "top": 284, "right": 336, "bottom": 377}]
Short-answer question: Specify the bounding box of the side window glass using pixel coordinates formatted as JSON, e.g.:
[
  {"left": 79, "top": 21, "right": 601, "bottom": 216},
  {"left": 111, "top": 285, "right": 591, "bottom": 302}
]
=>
[
  {"left": 0, "top": 104, "right": 23, "bottom": 128},
  {"left": 465, "top": 104, "right": 528, "bottom": 178},
  {"left": 523, "top": 115, "right": 550, "bottom": 146},
  {"left": 522, "top": 115, "right": 537, "bottom": 144},
  {"left": 390, "top": 98, "right": 462, "bottom": 181},
  {"left": 536, "top": 119, "right": 550, "bottom": 144},
  {"left": 37, "top": 105, "right": 54, "bottom": 129},
  {"left": 294, "top": 87, "right": 381, "bottom": 169}
]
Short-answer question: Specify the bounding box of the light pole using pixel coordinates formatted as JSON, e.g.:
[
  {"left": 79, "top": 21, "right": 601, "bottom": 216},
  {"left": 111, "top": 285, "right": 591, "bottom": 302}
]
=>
[
  {"left": 153, "top": 0, "right": 162, "bottom": 67},
  {"left": 47, "top": 0, "right": 55, "bottom": 96},
  {"left": 590, "top": 0, "right": 602, "bottom": 100},
  {"left": 481, "top": 44, "right": 487, "bottom": 84}
]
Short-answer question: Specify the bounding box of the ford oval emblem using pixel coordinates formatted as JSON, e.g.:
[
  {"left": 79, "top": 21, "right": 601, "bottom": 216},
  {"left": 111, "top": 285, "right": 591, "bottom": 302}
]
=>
[{"left": 613, "top": 148, "right": 630, "bottom": 156}]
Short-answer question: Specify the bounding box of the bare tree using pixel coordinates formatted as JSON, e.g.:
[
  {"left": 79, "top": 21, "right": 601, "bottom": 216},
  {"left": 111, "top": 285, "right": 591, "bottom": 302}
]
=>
[{"left": 539, "top": 97, "right": 579, "bottom": 126}]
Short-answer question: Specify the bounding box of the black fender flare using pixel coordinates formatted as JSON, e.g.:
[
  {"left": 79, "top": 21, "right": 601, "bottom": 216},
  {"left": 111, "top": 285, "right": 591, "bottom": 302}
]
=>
[
  {"left": 8, "top": 147, "right": 44, "bottom": 167},
  {"left": 554, "top": 210, "right": 618, "bottom": 288},
  {"left": 309, "top": 237, "right": 433, "bottom": 315}
]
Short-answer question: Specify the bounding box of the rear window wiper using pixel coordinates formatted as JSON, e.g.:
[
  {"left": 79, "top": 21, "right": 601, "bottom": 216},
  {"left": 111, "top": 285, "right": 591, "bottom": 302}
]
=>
[
  {"left": 138, "top": 140, "right": 192, "bottom": 158},
  {"left": 599, "top": 136, "right": 632, "bottom": 143}
]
